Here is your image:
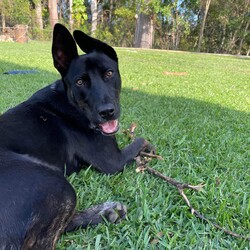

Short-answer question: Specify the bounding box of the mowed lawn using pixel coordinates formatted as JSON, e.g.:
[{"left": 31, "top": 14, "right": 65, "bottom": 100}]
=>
[{"left": 0, "top": 41, "right": 249, "bottom": 249}]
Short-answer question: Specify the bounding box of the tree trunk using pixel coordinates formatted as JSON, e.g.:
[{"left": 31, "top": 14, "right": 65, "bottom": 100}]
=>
[
  {"left": 134, "top": 2, "right": 154, "bottom": 49},
  {"left": 171, "top": 12, "right": 176, "bottom": 49},
  {"left": 109, "top": 0, "right": 113, "bottom": 23},
  {"left": 197, "top": 0, "right": 212, "bottom": 52},
  {"left": 48, "top": 0, "right": 58, "bottom": 28},
  {"left": 69, "top": 0, "right": 73, "bottom": 32},
  {"left": 171, "top": 1, "right": 180, "bottom": 50},
  {"left": 1, "top": 14, "right": 6, "bottom": 32},
  {"left": 219, "top": 24, "right": 226, "bottom": 53},
  {"left": 35, "top": 1, "right": 43, "bottom": 30},
  {"left": 237, "top": 21, "right": 249, "bottom": 55},
  {"left": 246, "top": 45, "right": 250, "bottom": 56},
  {"left": 91, "top": 0, "right": 98, "bottom": 36},
  {"left": 34, "top": 1, "right": 43, "bottom": 39},
  {"left": 134, "top": 13, "right": 154, "bottom": 48}
]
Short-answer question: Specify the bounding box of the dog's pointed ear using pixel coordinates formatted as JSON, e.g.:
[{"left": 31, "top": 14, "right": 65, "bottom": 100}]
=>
[
  {"left": 52, "top": 24, "right": 78, "bottom": 76},
  {"left": 73, "top": 30, "right": 118, "bottom": 63}
]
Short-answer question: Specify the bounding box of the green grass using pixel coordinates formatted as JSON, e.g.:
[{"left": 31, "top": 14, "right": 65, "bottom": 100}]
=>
[{"left": 0, "top": 41, "right": 249, "bottom": 249}]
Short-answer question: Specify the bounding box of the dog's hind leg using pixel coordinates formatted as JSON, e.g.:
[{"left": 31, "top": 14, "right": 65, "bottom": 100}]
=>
[
  {"left": 21, "top": 180, "right": 76, "bottom": 250},
  {"left": 64, "top": 201, "right": 127, "bottom": 232}
]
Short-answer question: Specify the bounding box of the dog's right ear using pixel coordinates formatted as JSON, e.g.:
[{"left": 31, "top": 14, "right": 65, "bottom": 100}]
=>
[
  {"left": 52, "top": 24, "right": 78, "bottom": 76},
  {"left": 73, "top": 30, "right": 118, "bottom": 62}
]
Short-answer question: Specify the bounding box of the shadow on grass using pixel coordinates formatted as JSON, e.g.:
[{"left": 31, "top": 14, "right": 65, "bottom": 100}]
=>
[
  {"left": 0, "top": 59, "right": 249, "bottom": 174},
  {"left": 121, "top": 86, "right": 249, "bottom": 173}
]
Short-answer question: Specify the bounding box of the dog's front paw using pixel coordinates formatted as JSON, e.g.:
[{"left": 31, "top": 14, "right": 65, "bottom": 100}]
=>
[
  {"left": 141, "top": 140, "right": 156, "bottom": 154},
  {"left": 99, "top": 201, "right": 127, "bottom": 223}
]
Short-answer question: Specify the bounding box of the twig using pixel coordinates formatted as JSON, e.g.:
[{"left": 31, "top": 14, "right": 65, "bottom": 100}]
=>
[
  {"left": 140, "top": 152, "right": 164, "bottom": 160},
  {"left": 135, "top": 154, "right": 250, "bottom": 241},
  {"left": 142, "top": 164, "right": 205, "bottom": 192},
  {"left": 122, "top": 123, "right": 137, "bottom": 139}
]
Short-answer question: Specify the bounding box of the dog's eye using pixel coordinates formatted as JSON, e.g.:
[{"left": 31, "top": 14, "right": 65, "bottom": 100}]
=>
[
  {"left": 76, "top": 79, "right": 85, "bottom": 86},
  {"left": 105, "top": 70, "right": 113, "bottom": 78}
]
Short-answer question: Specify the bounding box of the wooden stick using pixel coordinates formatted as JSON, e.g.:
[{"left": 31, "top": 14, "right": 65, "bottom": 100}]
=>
[
  {"left": 123, "top": 123, "right": 137, "bottom": 139},
  {"left": 140, "top": 152, "right": 164, "bottom": 160},
  {"left": 127, "top": 124, "right": 249, "bottom": 240},
  {"left": 135, "top": 155, "right": 250, "bottom": 241}
]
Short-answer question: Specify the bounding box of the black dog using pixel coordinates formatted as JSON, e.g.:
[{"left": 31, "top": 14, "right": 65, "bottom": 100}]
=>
[{"left": 0, "top": 24, "right": 153, "bottom": 249}]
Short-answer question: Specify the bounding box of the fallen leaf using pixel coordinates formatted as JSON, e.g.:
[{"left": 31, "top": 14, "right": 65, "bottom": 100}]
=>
[
  {"left": 163, "top": 71, "right": 188, "bottom": 76},
  {"left": 151, "top": 232, "right": 164, "bottom": 245}
]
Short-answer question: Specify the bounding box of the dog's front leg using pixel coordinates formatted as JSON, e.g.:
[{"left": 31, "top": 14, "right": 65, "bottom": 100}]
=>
[
  {"left": 121, "top": 137, "right": 155, "bottom": 163},
  {"left": 91, "top": 137, "right": 154, "bottom": 175}
]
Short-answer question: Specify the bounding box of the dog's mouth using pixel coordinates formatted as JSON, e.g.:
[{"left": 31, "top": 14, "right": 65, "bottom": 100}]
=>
[{"left": 97, "top": 119, "right": 119, "bottom": 136}]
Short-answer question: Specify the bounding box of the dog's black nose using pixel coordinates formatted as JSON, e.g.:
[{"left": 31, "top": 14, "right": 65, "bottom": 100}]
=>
[{"left": 98, "top": 104, "right": 115, "bottom": 120}]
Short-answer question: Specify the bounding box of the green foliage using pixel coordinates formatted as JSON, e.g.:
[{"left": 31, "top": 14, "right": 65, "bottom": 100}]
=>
[
  {"left": 201, "top": 0, "right": 250, "bottom": 54},
  {"left": 72, "top": 0, "right": 88, "bottom": 26},
  {"left": 94, "top": 25, "right": 114, "bottom": 45},
  {"left": 0, "top": 0, "right": 31, "bottom": 25},
  {"left": 0, "top": 42, "right": 249, "bottom": 249},
  {"left": 112, "top": 7, "right": 136, "bottom": 47},
  {"left": 114, "top": 6, "right": 135, "bottom": 19}
]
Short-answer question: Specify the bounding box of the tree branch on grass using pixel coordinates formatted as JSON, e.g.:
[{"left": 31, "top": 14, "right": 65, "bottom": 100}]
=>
[
  {"left": 135, "top": 154, "right": 250, "bottom": 241},
  {"left": 126, "top": 123, "right": 250, "bottom": 241}
]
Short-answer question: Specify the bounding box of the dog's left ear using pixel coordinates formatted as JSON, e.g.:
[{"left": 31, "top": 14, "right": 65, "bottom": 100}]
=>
[
  {"left": 73, "top": 30, "right": 118, "bottom": 63},
  {"left": 52, "top": 23, "right": 78, "bottom": 76}
]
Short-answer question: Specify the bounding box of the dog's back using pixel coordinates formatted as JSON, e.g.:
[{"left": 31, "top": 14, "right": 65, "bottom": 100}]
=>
[{"left": 0, "top": 81, "right": 74, "bottom": 170}]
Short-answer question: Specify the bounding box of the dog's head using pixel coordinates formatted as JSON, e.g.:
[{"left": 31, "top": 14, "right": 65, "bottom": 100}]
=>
[{"left": 52, "top": 24, "right": 121, "bottom": 135}]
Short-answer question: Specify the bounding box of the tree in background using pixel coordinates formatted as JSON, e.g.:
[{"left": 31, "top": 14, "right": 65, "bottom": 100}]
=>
[
  {"left": 197, "top": 0, "right": 211, "bottom": 52},
  {"left": 72, "top": 0, "right": 87, "bottom": 27},
  {"left": 0, "top": 0, "right": 249, "bottom": 55},
  {"left": 68, "top": 0, "right": 73, "bottom": 31},
  {"left": 0, "top": 0, "right": 30, "bottom": 26},
  {"left": 48, "top": 0, "right": 58, "bottom": 28},
  {"left": 90, "top": 0, "right": 98, "bottom": 36},
  {"left": 134, "top": 0, "right": 154, "bottom": 48},
  {"left": 34, "top": 1, "right": 43, "bottom": 31},
  {"left": 0, "top": 1, "right": 6, "bottom": 32},
  {"left": 203, "top": 0, "right": 250, "bottom": 54},
  {"left": 32, "top": 0, "right": 43, "bottom": 39},
  {"left": 112, "top": 1, "right": 136, "bottom": 47}
]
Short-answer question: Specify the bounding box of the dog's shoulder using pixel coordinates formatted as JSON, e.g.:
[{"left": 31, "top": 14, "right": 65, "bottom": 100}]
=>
[
  {"left": 1, "top": 80, "right": 67, "bottom": 119},
  {"left": 29, "top": 80, "right": 66, "bottom": 107}
]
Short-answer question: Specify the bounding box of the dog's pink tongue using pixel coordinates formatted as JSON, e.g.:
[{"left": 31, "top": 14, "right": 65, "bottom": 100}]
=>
[{"left": 99, "top": 120, "right": 118, "bottom": 134}]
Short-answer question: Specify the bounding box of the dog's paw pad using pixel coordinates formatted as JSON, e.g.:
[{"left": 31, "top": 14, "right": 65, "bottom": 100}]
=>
[{"left": 99, "top": 201, "right": 127, "bottom": 223}]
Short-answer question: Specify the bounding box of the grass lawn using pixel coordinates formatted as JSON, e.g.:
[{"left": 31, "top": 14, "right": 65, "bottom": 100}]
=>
[{"left": 0, "top": 41, "right": 249, "bottom": 249}]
